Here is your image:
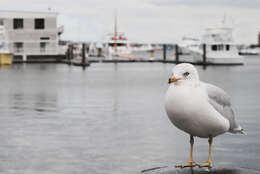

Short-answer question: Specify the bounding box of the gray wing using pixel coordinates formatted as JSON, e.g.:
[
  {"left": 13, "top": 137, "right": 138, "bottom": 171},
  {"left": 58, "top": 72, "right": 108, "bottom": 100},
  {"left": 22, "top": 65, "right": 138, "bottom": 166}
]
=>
[{"left": 202, "top": 82, "right": 240, "bottom": 132}]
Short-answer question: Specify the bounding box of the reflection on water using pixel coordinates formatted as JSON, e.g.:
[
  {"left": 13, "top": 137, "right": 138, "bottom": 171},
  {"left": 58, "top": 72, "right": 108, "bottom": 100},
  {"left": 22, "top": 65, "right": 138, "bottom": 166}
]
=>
[{"left": 0, "top": 57, "right": 260, "bottom": 174}]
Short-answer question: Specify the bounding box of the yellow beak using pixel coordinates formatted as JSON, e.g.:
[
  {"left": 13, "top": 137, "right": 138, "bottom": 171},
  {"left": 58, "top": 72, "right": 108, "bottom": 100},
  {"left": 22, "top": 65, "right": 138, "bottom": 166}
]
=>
[{"left": 168, "top": 77, "right": 181, "bottom": 84}]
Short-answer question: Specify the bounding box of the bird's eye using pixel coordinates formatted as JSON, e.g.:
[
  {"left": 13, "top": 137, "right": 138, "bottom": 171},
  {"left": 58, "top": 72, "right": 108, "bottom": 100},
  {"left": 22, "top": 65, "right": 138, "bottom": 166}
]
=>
[{"left": 183, "top": 72, "right": 190, "bottom": 76}]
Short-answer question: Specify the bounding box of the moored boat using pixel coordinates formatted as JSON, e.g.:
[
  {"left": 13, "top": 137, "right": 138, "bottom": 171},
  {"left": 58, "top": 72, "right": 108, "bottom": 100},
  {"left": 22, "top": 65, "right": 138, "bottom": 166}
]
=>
[{"left": 187, "top": 21, "right": 244, "bottom": 65}]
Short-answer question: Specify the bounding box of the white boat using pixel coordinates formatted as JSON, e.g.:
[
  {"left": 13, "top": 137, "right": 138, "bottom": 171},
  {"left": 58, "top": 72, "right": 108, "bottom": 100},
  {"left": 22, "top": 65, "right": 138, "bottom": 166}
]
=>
[
  {"left": 88, "top": 42, "right": 104, "bottom": 57},
  {"left": 131, "top": 43, "right": 153, "bottom": 52},
  {"left": 103, "top": 32, "right": 132, "bottom": 59},
  {"left": 239, "top": 46, "right": 260, "bottom": 55},
  {"left": 189, "top": 25, "right": 244, "bottom": 65},
  {"left": 179, "top": 37, "right": 200, "bottom": 55},
  {"left": 102, "top": 14, "right": 132, "bottom": 59}
]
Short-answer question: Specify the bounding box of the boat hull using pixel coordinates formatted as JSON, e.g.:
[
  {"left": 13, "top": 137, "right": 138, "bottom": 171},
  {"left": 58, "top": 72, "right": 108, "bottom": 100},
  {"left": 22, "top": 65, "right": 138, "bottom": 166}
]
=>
[
  {"left": 202, "top": 57, "right": 244, "bottom": 65},
  {"left": 190, "top": 49, "right": 245, "bottom": 65},
  {"left": 193, "top": 55, "right": 244, "bottom": 65}
]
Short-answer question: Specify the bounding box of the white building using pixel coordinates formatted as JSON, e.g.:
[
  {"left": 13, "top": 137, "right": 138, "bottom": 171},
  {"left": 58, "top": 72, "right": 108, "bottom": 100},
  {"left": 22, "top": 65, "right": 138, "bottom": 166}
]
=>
[{"left": 0, "top": 10, "right": 64, "bottom": 61}]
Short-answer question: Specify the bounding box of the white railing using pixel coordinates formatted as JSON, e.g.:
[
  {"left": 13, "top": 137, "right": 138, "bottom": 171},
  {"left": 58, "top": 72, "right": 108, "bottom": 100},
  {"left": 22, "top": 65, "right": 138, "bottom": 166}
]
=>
[{"left": 13, "top": 48, "right": 58, "bottom": 55}]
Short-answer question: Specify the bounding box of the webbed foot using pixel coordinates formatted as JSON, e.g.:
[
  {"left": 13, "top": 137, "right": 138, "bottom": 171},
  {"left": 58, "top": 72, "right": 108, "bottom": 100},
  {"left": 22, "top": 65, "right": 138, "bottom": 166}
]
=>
[{"left": 175, "top": 161, "right": 196, "bottom": 168}]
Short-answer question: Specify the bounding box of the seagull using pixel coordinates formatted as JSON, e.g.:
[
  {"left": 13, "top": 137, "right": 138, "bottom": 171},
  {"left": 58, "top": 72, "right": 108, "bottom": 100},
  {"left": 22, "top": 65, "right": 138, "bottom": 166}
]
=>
[{"left": 164, "top": 63, "right": 244, "bottom": 168}]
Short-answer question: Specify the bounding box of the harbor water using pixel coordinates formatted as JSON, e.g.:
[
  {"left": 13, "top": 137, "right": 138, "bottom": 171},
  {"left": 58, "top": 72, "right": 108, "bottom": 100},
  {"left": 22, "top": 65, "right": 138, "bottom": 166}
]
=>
[{"left": 0, "top": 56, "right": 260, "bottom": 174}]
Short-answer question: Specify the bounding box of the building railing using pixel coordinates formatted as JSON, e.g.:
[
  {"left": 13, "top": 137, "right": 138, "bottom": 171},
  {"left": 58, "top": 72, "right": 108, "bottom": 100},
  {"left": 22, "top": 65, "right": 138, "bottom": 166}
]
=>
[
  {"left": 7, "top": 28, "right": 60, "bottom": 32},
  {"left": 13, "top": 48, "right": 58, "bottom": 55}
]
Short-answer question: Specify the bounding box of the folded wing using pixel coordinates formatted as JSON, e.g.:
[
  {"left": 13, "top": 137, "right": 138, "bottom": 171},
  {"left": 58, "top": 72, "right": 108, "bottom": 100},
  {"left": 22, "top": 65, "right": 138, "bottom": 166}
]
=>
[{"left": 202, "top": 82, "right": 242, "bottom": 133}]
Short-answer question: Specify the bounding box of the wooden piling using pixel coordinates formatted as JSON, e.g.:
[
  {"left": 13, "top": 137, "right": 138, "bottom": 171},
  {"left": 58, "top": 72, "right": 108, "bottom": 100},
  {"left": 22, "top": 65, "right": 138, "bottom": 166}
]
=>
[
  {"left": 70, "top": 45, "right": 74, "bottom": 60},
  {"left": 67, "top": 45, "right": 70, "bottom": 60},
  {"left": 163, "top": 44, "right": 167, "bottom": 61},
  {"left": 66, "top": 47, "right": 69, "bottom": 60},
  {"left": 68, "top": 45, "right": 73, "bottom": 60},
  {"left": 175, "top": 44, "right": 179, "bottom": 64},
  {"left": 82, "top": 43, "right": 86, "bottom": 65},
  {"left": 66, "top": 45, "right": 72, "bottom": 65},
  {"left": 202, "top": 44, "right": 206, "bottom": 65},
  {"left": 97, "top": 48, "right": 102, "bottom": 57}
]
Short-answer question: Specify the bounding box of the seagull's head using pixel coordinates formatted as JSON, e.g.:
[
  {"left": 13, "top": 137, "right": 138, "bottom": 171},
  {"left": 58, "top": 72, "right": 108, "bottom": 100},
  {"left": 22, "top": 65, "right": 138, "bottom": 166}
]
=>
[{"left": 168, "top": 63, "right": 199, "bottom": 85}]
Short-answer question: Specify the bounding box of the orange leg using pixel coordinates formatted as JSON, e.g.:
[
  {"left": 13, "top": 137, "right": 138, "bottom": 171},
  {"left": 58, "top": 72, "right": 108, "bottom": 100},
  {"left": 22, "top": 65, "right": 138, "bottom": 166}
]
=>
[
  {"left": 197, "top": 136, "right": 213, "bottom": 168},
  {"left": 175, "top": 135, "right": 196, "bottom": 168}
]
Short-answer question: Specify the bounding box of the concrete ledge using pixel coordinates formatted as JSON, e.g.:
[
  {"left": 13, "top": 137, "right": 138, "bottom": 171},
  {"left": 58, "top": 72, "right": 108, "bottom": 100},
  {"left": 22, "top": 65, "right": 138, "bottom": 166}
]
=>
[{"left": 141, "top": 166, "right": 260, "bottom": 174}]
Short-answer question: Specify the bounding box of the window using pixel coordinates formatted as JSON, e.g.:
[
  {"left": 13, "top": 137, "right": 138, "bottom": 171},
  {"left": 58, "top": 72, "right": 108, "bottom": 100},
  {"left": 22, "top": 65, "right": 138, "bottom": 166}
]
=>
[
  {"left": 14, "top": 42, "right": 23, "bottom": 52},
  {"left": 218, "top": 44, "right": 224, "bottom": 51},
  {"left": 35, "top": 18, "right": 45, "bottom": 29},
  {"left": 40, "top": 42, "right": 47, "bottom": 52},
  {"left": 13, "top": 18, "right": 23, "bottom": 29},
  {"left": 211, "top": 45, "right": 217, "bottom": 51},
  {"left": 226, "top": 45, "right": 230, "bottom": 51},
  {"left": 40, "top": 37, "right": 50, "bottom": 40}
]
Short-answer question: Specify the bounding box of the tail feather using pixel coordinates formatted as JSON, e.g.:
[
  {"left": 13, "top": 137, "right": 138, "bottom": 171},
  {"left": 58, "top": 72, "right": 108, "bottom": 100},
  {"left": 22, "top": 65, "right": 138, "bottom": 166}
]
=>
[
  {"left": 240, "top": 129, "right": 246, "bottom": 135},
  {"left": 230, "top": 126, "right": 246, "bottom": 135}
]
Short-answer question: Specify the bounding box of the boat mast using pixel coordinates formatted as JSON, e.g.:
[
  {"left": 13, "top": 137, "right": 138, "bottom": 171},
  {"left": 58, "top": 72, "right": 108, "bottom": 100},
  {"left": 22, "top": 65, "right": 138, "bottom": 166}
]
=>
[
  {"left": 222, "top": 14, "right": 226, "bottom": 27},
  {"left": 113, "top": 12, "right": 118, "bottom": 53}
]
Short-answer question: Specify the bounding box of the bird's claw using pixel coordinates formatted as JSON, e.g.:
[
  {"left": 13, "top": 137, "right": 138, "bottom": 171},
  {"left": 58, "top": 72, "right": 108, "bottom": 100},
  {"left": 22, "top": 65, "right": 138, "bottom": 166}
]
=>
[
  {"left": 196, "top": 162, "right": 212, "bottom": 168},
  {"left": 175, "top": 161, "right": 196, "bottom": 168}
]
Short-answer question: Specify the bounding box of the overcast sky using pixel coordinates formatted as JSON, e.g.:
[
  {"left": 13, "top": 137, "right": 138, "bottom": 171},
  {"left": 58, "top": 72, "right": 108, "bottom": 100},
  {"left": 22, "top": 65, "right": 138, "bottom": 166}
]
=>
[{"left": 1, "top": 0, "right": 260, "bottom": 44}]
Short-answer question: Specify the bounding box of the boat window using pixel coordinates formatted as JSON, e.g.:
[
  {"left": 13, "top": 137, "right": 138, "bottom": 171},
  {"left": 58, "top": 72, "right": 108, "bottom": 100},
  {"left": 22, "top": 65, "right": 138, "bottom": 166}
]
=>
[
  {"left": 211, "top": 45, "right": 217, "bottom": 51},
  {"left": 108, "top": 43, "right": 127, "bottom": 47},
  {"left": 226, "top": 45, "right": 230, "bottom": 51},
  {"left": 219, "top": 44, "right": 224, "bottom": 51},
  {"left": 118, "top": 43, "right": 126, "bottom": 47}
]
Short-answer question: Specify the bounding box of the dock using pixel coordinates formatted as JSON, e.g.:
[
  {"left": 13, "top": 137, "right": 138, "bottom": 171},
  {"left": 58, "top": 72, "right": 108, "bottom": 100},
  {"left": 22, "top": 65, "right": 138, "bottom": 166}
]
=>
[
  {"left": 5, "top": 43, "right": 247, "bottom": 66},
  {"left": 62, "top": 43, "right": 90, "bottom": 68}
]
